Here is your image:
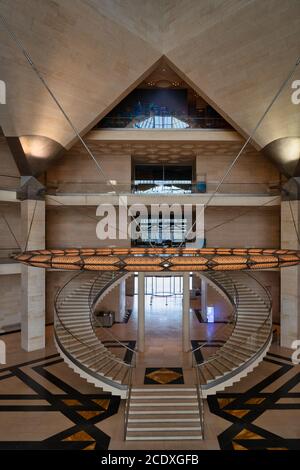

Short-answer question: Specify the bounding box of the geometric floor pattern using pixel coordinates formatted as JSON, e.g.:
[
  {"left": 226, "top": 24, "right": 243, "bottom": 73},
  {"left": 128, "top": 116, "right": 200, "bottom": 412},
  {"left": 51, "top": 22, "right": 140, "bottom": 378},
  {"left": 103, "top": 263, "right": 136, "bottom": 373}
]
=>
[
  {"left": 1, "top": 348, "right": 299, "bottom": 449},
  {"left": 144, "top": 367, "right": 184, "bottom": 385},
  {"left": 209, "top": 352, "right": 300, "bottom": 450},
  {"left": 0, "top": 354, "right": 120, "bottom": 450}
]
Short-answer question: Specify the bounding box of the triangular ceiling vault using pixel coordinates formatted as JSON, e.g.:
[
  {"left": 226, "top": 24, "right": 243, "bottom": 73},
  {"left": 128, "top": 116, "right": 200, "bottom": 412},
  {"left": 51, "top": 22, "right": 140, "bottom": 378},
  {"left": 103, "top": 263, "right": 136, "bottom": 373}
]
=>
[{"left": 0, "top": 0, "right": 299, "bottom": 175}]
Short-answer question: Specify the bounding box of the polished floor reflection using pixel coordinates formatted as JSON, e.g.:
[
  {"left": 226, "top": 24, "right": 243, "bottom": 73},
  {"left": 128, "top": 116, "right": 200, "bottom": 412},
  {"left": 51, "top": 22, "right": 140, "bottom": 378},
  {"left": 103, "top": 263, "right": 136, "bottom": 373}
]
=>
[{"left": 0, "top": 301, "right": 299, "bottom": 450}]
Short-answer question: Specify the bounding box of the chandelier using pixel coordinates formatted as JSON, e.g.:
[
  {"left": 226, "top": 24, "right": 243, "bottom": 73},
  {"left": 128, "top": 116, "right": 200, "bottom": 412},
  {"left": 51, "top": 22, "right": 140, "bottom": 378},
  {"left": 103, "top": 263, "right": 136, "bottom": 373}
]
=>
[{"left": 14, "top": 247, "right": 300, "bottom": 272}]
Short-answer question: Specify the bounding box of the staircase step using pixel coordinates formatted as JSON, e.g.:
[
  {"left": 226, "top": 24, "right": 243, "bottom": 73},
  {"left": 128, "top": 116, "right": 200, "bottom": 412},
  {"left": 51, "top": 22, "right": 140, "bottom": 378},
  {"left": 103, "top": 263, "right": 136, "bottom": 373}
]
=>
[
  {"left": 130, "top": 401, "right": 198, "bottom": 407},
  {"left": 126, "top": 435, "right": 203, "bottom": 441},
  {"left": 130, "top": 394, "right": 197, "bottom": 399},
  {"left": 129, "top": 409, "right": 198, "bottom": 415},
  {"left": 127, "top": 426, "right": 202, "bottom": 432},
  {"left": 132, "top": 387, "right": 195, "bottom": 392},
  {"left": 128, "top": 418, "right": 199, "bottom": 423}
]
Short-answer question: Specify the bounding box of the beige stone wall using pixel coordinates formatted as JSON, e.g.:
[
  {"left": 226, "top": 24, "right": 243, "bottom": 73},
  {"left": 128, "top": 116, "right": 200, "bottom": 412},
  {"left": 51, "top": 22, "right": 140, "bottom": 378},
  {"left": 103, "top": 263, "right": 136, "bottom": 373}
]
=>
[
  {"left": 207, "top": 284, "right": 232, "bottom": 322},
  {"left": 46, "top": 147, "right": 131, "bottom": 193},
  {"left": 0, "top": 0, "right": 161, "bottom": 146},
  {"left": 95, "top": 284, "right": 125, "bottom": 322},
  {"left": 205, "top": 206, "right": 280, "bottom": 248},
  {"left": 0, "top": 138, "right": 19, "bottom": 190},
  {"left": 0, "top": 274, "right": 21, "bottom": 328},
  {"left": 1, "top": 1, "right": 299, "bottom": 152},
  {"left": 196, "top": 149, "right": 279, "bottom": 193},
  {"left": 0, "top": 202, "right": 21, "bottom": 254},
  {"left": 46, "top": 140, "right": 279, "bottom": 195},
  {"left": 164, "top": 1, "right": 300, "bottom": 149},
  {"left": 46, "top": 205, "right": 280, "bottom": 251},
  {"left": 46, "top": 206, "right": 131, "bottom": 248}
]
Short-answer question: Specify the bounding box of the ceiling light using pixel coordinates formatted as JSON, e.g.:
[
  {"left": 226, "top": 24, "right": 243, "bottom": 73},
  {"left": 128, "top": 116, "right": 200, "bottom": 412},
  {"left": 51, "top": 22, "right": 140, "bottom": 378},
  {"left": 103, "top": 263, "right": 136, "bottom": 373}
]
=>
[{"left": 13, "top": 248, "right": 300, "bottom": 272}]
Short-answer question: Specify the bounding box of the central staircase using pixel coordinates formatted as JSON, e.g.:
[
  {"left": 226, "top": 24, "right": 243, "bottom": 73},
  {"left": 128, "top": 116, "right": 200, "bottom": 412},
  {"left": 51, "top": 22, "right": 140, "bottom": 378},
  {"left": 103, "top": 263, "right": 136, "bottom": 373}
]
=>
[
  {"left": 125, "top": 386, "right": 203, "bottom": 441},
  {"left": 54, "top": 268, "right": 272, "bottom": 441}
]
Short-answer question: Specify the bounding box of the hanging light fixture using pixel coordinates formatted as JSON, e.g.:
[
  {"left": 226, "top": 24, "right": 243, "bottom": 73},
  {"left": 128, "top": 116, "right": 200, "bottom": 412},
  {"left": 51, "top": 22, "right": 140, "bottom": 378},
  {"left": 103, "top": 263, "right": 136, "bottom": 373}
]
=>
[{"left": 13, "top": 247, "right": 300, "bottom": 272}]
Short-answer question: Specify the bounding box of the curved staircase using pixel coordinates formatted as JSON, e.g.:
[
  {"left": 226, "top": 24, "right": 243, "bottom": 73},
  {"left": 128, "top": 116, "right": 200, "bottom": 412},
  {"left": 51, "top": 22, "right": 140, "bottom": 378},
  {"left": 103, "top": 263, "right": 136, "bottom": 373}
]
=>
[
  {"left": 54, "top": 271, "right": 133, "bottom": 398},
  {"left": 195, "top": 271, "right": 272, "bottom": 397},
  {"left": 54, "top": 269, "right": 272, "bottom": 407}
]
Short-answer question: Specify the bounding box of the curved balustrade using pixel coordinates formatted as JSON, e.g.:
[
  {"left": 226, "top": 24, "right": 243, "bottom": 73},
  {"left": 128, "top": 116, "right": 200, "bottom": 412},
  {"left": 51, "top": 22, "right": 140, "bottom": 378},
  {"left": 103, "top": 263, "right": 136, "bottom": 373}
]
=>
[
  {"left": 54, "top": 270, "right": 135, "bottom": 398},
  {"left": 190, "top": 271, "right": 239, "bottom": 359},
  {"left": 89, "top": 272, "right": 137, "bottom": 358},
  {"left": 193, "top": 271, "right": 272, "bottom": 397},
  {"left": 54, "top": 267, "right": 272, "bottom": 418}
]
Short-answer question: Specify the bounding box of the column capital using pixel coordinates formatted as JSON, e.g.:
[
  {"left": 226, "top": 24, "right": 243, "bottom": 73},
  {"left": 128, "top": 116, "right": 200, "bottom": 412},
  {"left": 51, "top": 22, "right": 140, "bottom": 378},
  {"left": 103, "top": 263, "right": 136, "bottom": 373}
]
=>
[{"left": 17, "top": 176, "right": 45, "bottom": 201}]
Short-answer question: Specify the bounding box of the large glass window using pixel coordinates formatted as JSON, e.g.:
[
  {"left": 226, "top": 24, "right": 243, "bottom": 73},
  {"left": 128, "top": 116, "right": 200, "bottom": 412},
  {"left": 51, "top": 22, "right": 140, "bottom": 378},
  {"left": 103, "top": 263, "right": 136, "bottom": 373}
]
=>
[
  {"left": 133, "top": 164, "right": 193, "bottom": 194},
  {"left": 139, "top": 216, "right": 187, "bottom": 243}
]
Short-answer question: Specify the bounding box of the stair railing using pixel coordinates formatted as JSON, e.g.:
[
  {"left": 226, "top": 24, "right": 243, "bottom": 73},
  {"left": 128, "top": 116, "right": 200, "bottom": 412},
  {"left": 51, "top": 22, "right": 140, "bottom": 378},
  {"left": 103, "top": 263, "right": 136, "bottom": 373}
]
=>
[
  {"left": 54, "top": 271, "right": 98, "bottom": 351},
  {"left": 88, "top": 272, "right": 138, "bottom": 358},
  {"left": 190, "top": 272, "right": 239, "bottom": 358},
  {"left": 194, "top": 364, "right": 205, "bottom": 439},
  {"left": 193, "top": 271, "right": 273, "bottom": 390},
  {"left": 190, "top": 272, "right": 239, "bottom": 440},
  {"left": 124, "top": 360, "right": 134, "bottom": 440},
  {"left": 54, "top": 270, "right": 136, "bottom": 386}
]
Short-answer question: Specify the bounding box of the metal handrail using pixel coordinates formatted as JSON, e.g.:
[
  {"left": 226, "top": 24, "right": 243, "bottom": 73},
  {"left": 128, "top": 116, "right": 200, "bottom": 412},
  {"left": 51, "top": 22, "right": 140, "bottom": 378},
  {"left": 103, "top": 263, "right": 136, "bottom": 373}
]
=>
[
  {"left": 189, "top": 272, "right": 239, "bottom": 355},
  {"left": 194, "top": 271, "right": 272, "bottom": 374},
  {"left": 124, "top": 360, "right": 134, "bottom": 440},
  {"left": 54, "top": 271, "right": 98, "bottom": 350},
  {"left": 194, "top": 365, "right": 205, "bottom": 439},
  {"left": 88, "top": 272, "right": 138, "bottom": 356},
  {"left": 192, "top": 271, "right": 272, "bottom": 437},
  {"left": 54, "top": 271, "right": 136, "bottom": 370}
]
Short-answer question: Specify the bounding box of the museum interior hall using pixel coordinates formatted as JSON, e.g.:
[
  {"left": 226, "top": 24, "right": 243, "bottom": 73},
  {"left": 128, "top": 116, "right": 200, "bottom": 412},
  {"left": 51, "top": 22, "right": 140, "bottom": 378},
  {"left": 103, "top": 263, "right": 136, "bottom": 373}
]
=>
[{"left": 0, "top": 0, "right": 300, "bottom": 451}]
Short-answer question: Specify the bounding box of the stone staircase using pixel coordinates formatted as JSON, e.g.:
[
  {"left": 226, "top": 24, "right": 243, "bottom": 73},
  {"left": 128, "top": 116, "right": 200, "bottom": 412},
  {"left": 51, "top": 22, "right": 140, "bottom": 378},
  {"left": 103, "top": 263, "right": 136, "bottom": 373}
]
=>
[
  {"left": 195, "top": 271, "right": 272, "bottom": 396},
  {"left": 54, "top": 271, "right": 132, "bottom": 398},
  {"left": 125, "top": 386, "right": 203, "bottom": 441},
  {"left": 54, "top": 267, "right": 272, "bottom": 439}
]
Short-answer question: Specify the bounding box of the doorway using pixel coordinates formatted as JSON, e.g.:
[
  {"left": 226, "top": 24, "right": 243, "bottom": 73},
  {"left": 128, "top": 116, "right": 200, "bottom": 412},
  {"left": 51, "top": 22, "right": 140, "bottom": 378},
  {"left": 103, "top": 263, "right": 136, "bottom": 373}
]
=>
[{"left": 134, "top": 275, "right": 190, "bottom": 366}]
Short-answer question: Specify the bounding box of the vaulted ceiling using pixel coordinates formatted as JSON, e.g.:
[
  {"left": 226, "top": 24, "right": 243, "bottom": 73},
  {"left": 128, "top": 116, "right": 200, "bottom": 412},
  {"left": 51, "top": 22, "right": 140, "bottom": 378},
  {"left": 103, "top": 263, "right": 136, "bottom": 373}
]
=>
[{"left": 0, "top": 0, "right": 299, "bottom": 174}]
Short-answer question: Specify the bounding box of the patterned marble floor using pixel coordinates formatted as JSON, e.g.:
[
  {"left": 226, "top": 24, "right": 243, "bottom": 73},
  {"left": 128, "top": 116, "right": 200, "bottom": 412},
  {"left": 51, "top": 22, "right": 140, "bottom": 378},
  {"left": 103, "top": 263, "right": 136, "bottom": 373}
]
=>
[{"left": 0, "top": 306, "right": 299, "bottom": 449}]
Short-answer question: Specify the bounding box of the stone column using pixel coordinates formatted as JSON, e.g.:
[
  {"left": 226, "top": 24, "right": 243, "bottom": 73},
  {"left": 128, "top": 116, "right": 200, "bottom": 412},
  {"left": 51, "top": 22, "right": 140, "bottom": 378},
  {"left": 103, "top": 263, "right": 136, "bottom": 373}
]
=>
[
  {"left": 138, "top": 273, "right": 145, "bottom": 352},
  {"left": 201, "top": 277, "right": 208, "bottom": 321},
  {"left": 182, "top": 272, "right": 190, "bottom": 352},
  {"left": 99, "top": 280, "right": 126, "bottom": 322},
  {"left": 21, "top": 200, "right": 45, "bottom": 351},
  {"left": 117, "top": 279, "right": 126, "bottom": 322},
  {"left": 280, "top": 199, "right": 300, "bottom": 348},
  {"left": 0, "top": 311, "right": 4, "bottom": 333}
]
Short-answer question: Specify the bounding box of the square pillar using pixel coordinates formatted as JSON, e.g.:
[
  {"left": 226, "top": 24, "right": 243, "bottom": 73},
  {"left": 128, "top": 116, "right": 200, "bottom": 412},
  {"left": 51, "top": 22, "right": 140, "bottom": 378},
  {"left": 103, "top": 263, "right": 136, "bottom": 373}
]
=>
[
  {"left": 182, "top": 272, "right": 190, "bottom": 352},
  {"left": 201, "top": 278, "right": 208, "bottom": 321},
  {"left": 21, "top": 200, "right": 45, "bottom": 351},
  {"left": 280, "top": 200, "right": 300, "bottom": 348},
  {"left": 138, "top": 273, "right": 145, "bottom": 352}
]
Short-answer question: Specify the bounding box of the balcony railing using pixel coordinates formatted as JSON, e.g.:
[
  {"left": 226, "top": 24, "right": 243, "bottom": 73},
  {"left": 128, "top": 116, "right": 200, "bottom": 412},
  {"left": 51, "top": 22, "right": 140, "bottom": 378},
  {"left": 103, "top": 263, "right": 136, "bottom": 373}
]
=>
[
  {"left": 95, "top": 115, "right": 233, "bottom": 130},
  {"left": 132, "top": 180, "right": 193, "bottom": 194},
  {"left": 46, "top": 181, "right": 281, "bottom": 196}
]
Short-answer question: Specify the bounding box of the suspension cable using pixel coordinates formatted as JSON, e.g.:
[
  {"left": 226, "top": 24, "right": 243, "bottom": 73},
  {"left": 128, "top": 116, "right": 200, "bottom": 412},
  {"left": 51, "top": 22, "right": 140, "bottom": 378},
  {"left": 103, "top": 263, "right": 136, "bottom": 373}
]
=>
[
  {"left": 0, "top": 14, "right": 115, "bottom": 192},
  {"left": 24, "top": 199, "right": 37, "bottom": 251},
  {"left": 2, "top": 13, "right": 299, "bottom": 250},
  {"left": 288, "top": 199, "right": 300, "bottom": 246},
  {"left": 205, "top": 194, "right": 280, "bottom": 235},
  {"left": 0, "top": 13, "right": 154, "bottom": 248},
  {"left": 0, "top": 212, "right": 21, "bottom": 250},
  {"left": 180, "top": 55, "right": 300, "bottom": 246},
  {"left": 0, "top": 174, "right": 20, "bottom": 179},
  {"left": 46, "top": 194, "right": 133, "bottom": 241}
]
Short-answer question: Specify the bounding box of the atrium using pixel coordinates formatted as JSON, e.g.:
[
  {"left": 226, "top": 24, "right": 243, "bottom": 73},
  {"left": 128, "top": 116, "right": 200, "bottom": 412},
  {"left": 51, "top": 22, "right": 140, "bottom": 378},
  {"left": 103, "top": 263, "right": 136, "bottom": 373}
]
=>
[{"left": 0, "top": 0, "right": 300, "bottom": 455}]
